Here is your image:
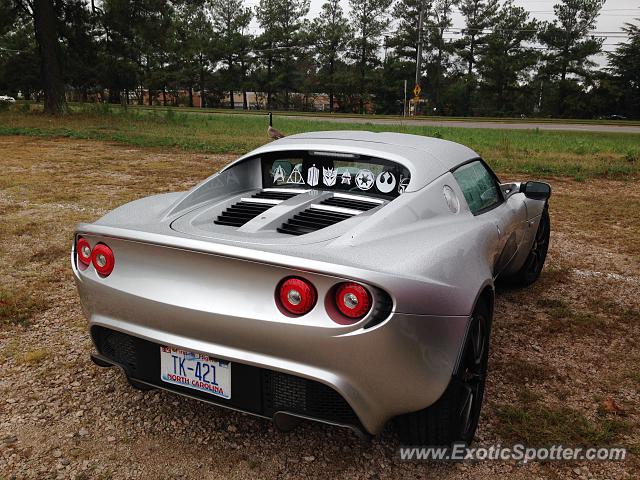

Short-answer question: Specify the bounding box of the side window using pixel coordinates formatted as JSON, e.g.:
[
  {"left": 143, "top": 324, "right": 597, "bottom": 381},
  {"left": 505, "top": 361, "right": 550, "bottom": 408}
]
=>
[{"left": 452, "top": 161, "right": 501, "bottom": 214}]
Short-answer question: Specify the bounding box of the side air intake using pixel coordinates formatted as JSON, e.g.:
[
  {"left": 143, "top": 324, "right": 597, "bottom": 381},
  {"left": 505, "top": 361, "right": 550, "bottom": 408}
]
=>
[{"left": 214, "top": 189, "right": 300, "bottom": 227}]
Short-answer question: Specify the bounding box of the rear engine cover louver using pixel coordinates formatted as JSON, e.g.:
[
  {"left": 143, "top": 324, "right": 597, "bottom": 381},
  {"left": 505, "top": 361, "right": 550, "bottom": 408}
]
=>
[
  {"left": 214, "top": 190, "right": 299, "bottom": 227},
  {"left": 319, "top": 196, "right": 380, "bottom": 211},
  {"left": 277, "top": 195, "right": 382, "bottom": 236},
  {"left": 277, "top": 207, "right": 356, "bottom": 236}
]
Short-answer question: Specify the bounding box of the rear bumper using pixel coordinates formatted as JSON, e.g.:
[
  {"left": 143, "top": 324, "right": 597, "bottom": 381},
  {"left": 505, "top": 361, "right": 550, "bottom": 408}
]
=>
[
  {"left": 73, "top": 234, "right": 469, "bottom": 434},
  {"left": 90, "top": 327, "right": 366, "bottom": 435}
]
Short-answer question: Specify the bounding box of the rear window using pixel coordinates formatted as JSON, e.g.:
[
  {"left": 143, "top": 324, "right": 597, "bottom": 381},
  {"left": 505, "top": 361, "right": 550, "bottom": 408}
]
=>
[{"left": 260, "top": 150, "right": 411, "bottom": 199}]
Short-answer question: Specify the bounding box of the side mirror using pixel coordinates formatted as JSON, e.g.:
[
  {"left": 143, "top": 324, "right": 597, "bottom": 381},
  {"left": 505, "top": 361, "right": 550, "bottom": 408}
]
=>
[{"left": 520, "top": 181, "right": 551, "bottom": 201}]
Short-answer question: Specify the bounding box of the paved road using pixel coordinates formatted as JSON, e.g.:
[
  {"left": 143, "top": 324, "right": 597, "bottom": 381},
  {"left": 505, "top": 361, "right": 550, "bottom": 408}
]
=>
[{"left": 285, "top": 115, "right": 640, "bottom": 134}]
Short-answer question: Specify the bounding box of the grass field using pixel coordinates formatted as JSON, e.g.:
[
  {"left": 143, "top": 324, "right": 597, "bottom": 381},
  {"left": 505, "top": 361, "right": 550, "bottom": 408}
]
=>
[
  {"left": 1, "top": 107, "right": 639, "bottom": 180},
  {"left": 0, "top": 110, "right": 639, "bottom": 478}
]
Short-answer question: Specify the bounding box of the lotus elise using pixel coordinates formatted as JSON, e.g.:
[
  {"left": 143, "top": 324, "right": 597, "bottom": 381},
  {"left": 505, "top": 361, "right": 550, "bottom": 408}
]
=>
[{"left": 72, "top": 131, "right": 551, "bottom": 445}]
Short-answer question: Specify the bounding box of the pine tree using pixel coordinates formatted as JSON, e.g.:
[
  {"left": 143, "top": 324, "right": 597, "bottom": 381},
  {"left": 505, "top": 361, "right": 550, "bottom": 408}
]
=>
[
  {"left": 348, "top": 0, "right": 393, "bottom": 113},
  {"left": 10, "top": 0, "right": 67, "bottom": 113},
  {"left": 173, "top": 1, "right": 212, "bottom": 108},
  {"left": 209, "top": 0, "right": 252, "bottom": 109},
  {"left": 607, "top": 20, "right": 640, "bottom": 118},
  {"left": 424, "top": 0, "right": 458, "bottom": 112},
  {"left": 457, "top": 0, "right": 499, "bottom": 113},
  {"left": 389, "top": 0, "right": 433, "bottom": 66},
  {"left": 255, "top": 0, "right": 310, "bottom": 110},
  {"left": 538, "top": 0, "right": 605, "bottom": 116},
  {"left": 476, "top": 0, "right": 538, "bottom": 114},
  {"left": 312, "top": 0, "right": 351, "bottom": 112}
]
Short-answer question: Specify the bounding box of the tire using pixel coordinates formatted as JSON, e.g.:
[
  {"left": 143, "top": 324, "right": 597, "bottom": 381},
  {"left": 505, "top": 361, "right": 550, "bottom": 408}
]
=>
[
  {"left": 395, "top": 299, "right": 492, "bottom": 446},
  {"left": 507, "top": 205, "right": 550, "bottom": 287},
  {"left": 127, "top": 377, "right": 155, "bottom": 391}
]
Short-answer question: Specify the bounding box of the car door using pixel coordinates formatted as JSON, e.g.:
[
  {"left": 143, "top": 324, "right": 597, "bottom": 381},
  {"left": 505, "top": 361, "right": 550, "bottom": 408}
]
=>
[{"left": 452, "top": 160, "right": 525, "bottom": 278}]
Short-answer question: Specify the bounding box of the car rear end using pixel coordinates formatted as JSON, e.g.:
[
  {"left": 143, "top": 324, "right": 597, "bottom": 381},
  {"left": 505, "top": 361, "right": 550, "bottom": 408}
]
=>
[{"left": 72, "top": 229, "right": 469, "bottom": 435}]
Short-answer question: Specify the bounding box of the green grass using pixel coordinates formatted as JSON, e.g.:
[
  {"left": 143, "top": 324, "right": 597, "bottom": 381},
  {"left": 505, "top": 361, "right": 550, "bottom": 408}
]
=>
[
  {"left": 1, "top": 106, "right": 640, "bottom": 179},
  {"left": 47, "top": 101, "right": 640, "bottom": 126},
  {"left": 496, "top": 403, "right": 630, "bottom": 446}
]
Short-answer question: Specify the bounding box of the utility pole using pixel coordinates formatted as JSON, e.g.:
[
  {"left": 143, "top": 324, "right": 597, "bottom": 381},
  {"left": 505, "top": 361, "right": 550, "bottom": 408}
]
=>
[
  {"left": 415, "top": 6, "right": 424, "bottom": 87},
  {"left": 403, "top": 80, "right": 407, "bottom": 117}
]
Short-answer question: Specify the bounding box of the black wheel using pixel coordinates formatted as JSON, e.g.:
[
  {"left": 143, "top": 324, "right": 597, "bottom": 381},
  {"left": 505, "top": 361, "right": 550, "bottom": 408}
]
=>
[
  {"left": 127, "top": 377, "right": 155, "bottom": 391},
  {"left": 395, "top": 300, "right": 492, "bottom": 446},
  {"left": 508, "top": 205, "right": 550, "bottom": 286}
]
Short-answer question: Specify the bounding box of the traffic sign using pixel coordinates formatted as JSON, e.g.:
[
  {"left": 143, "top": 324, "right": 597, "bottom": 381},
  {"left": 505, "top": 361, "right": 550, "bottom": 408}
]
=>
[{"left": 413, "top": 84, "right": 422, "bottom": 97}]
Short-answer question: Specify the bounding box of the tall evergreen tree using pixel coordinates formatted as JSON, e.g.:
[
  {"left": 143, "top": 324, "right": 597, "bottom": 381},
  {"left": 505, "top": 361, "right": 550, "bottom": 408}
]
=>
[
  {"left": 312, "top": 0, "right": 351, "bottom": 112},
  {"left": 349, "top": 0, "right": 393, "bottom": 113},
  {"left": 0, "top": 2, "right": 40, "bottom": 100},
  {"left": 476, "top": 0, "right": 538, "bottom": 114},
  {"left": 209, "top": 0, "right": 252, "bottom": 109},
  {"left": 424, "top": 0, "right": 458, "bottom": 112},
  {"left": 457, "top": 0, "right": 499, "bottom": 113},
  {"left": 389, "top": 0, "right": 432, "bottom": 65},
  {"left": 9, "top": 0, "right": 67, "bottom": 113},
  {"left": 538, "top": 0, "right": 605, "bottom": 116},
  {"left": 255, "top": 0, "right": 310, "bottom": 109},
  {"left": 387, "top": 0, "right": 433, "bottom": 87},
  {"left": 173, "top": 1, "right": 212, "bottom": 108},
  {"left": 608, "top": 20, "right": 640, "bottom": 118}
]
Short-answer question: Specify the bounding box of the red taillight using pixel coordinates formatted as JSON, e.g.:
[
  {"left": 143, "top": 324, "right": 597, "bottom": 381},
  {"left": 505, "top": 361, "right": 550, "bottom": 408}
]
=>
[
  {"left": 278, "top": 277, "right": 317, "bottom": 316},
  {"left": 76, "top": 237, "right": 92, "bottom": 266},
  {"left": 335, "top": 283, "right": 371, "bottom": 319},
  {"left": 91, "top": 243, "right": 115, "bottom": 276}
]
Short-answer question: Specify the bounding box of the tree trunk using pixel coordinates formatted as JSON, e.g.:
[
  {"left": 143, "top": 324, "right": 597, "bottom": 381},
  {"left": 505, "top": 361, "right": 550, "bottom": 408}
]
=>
[
  {"left": 200, "top": 58, "right": 205, "bottom": 108},
  {"left": 467, "top": 35, "right": 476, "bottom": 115},
  {"left": 267, "top": 53, "right": 273, "bottom": 110},
  {"left": 33, "top": 0, "right": 66, "bottom": 115},
  {"left": 188, "top": 85, "right": 193, "bottom": 107},
  {"left": 434, "top": 32, "right": 443, "bottom": 112},
  {"left": 329, "top": 57, "right": 335, "bottom": 113},
  {"left": 243, "top": 90, "right": 248, "bottom": 110}
]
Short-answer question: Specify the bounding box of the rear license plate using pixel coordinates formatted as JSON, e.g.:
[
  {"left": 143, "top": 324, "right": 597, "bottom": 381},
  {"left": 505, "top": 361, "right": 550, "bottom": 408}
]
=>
[{"left": 160, "top": 347, "right": 231, "bottom": 399}]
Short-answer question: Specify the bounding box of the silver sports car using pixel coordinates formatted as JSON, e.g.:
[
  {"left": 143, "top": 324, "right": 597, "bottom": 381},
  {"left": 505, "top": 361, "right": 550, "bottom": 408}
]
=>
[{"left": 72, "top": 131, "right": 551, "bottom": 445}]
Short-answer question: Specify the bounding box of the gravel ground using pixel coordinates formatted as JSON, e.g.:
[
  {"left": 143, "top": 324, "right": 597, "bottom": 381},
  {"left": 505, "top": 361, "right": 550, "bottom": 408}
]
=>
[{"left": 0, "top": 136, "right": 638, "bottom": 479}]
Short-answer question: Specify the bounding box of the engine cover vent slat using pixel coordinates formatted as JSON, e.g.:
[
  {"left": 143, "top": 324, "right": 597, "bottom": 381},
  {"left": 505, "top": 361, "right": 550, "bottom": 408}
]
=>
[
  {"left": 278, "top": 206, "right": 357, "bottom": 236},
  {"left": 320, "top": 196, "right": 381, "bottom": 211},
  {"left": 214, "top": 189, "right": 304, "bottom": 228},
  {"left": 214, "top": 200, "right": 273, "bottom": 227},
  {"left": 252, "top": 191, "right": 298, "bottom": 201}
]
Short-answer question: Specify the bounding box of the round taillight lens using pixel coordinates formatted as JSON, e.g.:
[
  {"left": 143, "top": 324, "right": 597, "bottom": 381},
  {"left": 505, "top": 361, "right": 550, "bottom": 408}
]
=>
[
  {"left": 91, "top": 243, "right": 115, "bottom": 276},
  {"left": 335, "top": 283, "right": 371, "bottom": 319},
  {"left": 278, "top": 277, "right": 317, "bottom": 316},
  {"left": 76, "top": 237, "right": 92, "bottom": 266}
]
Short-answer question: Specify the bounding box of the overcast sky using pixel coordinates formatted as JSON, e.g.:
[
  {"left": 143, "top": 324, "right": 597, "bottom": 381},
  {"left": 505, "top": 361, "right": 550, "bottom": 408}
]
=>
[{"left": 247, "top": 0, "right": 640, "bottom": 66}]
